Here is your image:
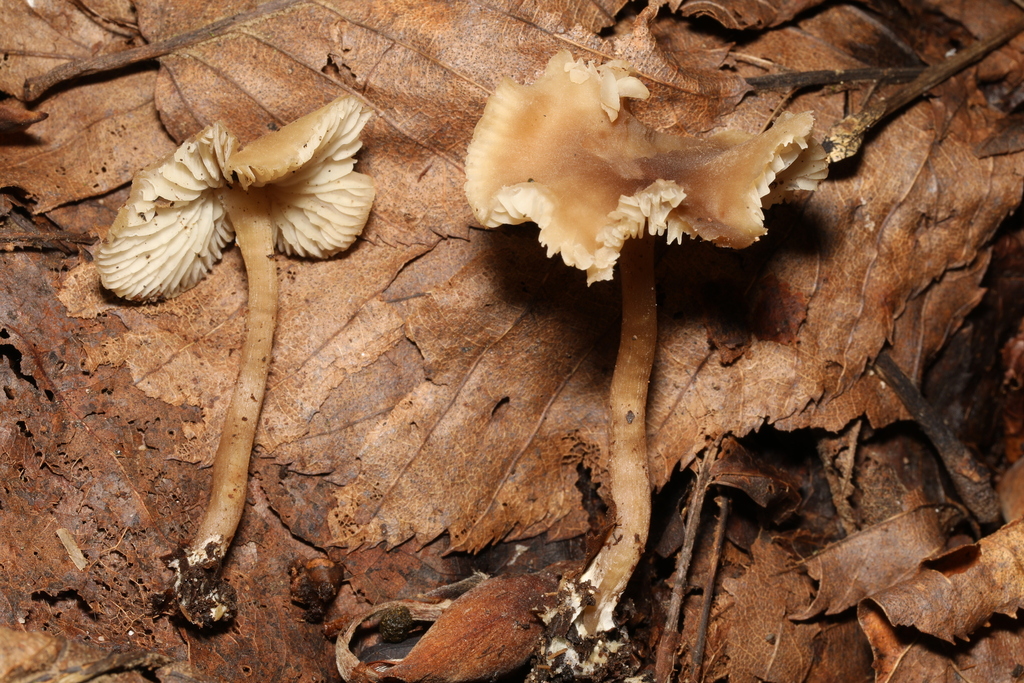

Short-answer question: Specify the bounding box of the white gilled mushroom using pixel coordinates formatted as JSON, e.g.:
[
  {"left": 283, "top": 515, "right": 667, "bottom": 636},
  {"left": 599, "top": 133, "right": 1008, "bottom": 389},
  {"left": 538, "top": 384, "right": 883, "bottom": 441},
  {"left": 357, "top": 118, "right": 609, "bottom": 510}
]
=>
[
  {"left": 97, "top": 122, "right": 238, "bottom": 301},
  {"left": 97, "top": 95, "right": 375, "bottom": 626},
  {"left": 465, "top": 51, "right": 826, "bottom": 651}
]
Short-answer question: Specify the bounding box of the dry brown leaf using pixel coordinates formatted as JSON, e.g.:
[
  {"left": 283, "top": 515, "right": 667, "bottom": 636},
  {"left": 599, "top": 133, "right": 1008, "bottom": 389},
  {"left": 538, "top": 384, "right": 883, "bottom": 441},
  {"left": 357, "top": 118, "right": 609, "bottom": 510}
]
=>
[
  {"left": 77, "top": 0, "right": 138, "bottom": 33},
  {"left": 0, "top": 68, "right": 174, "bottom": 213},
  {"left": 54, "top": 0, "right": 750, "bottom": 552},
  {"left": 998, "top": 457, "right": 1024, "bottom": 521},
  {"left": 0, "top": 248, "right": 343, "bottom": 680},
  {"left": 803, "top": 619, "right": 874, "bottom": 683},
  {"left": 356, "top": 572, "right": 559, "bottom": 683},
  {"left": 0, "top": 0, "right": 163, "bottom": 211},
  {"left": 0, "top": 103, "right": 48, "bottom": 133},
  {"left": 0, "top": 0, "right": 135, "bottom": 96},
  {"left": 339, "top": 537, "right": 478, "bottom": 606},
  {"left": 710, "top": 437, "right": 801, "bottom": 519},
  {"left": 887, "top": 251, "right": 991, "bottom": 387},
  {"left": 721, "top": 536, "right": 819, "bottom": 683},
  {"left": 851, "top": 431, "right": 949, "bottom": 528},
  {"left": 672, "top": 0, "right": 826, "bottom": 30},
  {"left": 859, "top": 609, "right": 1024, "bottom": 683},
  {"left": 0, "top": 626, "right": 215, "bottom": 683},
  {"left": 791, "top": 506, "right": 956, "bottom": 620},
  {"left": 137, "top": 0, "right": 628, "bottom": 47},
  {"left": 861, "top": 518, "right": 1024, "bottom": 644},
  {"left": 651, "top": 2, "right": 1021, "bottom": 475},
  {"left": 976, "top": 113, "right": 1024, "bottom": 157}
]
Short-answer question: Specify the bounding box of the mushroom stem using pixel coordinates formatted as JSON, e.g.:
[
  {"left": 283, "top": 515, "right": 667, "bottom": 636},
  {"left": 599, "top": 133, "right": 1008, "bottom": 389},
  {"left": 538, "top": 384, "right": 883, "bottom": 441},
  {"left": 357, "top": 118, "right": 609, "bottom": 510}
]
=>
[
  {"left": 188, "top": 189, "right": 279, "bottom": 563},
  {"left": 580, "top": 232, "right": 657, "bottom": 634}
]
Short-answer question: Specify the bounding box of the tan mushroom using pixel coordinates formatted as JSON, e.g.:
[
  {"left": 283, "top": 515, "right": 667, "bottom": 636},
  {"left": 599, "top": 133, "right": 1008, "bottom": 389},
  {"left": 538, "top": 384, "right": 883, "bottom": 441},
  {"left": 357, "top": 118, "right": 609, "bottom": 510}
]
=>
[
  {"left": 97, "top": 94, "right": 375, "bottom": 626},
  {"left": 465, "top": 50, "right": 826, "bottom": 651}
]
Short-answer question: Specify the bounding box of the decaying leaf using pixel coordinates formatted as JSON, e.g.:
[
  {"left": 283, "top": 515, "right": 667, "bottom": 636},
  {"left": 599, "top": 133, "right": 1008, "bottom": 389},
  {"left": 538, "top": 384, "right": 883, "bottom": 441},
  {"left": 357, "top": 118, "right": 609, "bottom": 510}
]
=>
[
  {"left": 975, "top": 113, "right": 1024, "bottom": 157},
  {"left": 672, "top": 0, "right": 827, "bottom": 30},
  {"left": 861, "top": 518, "right": 1024, "bottom": 644},
  {"left": 791, "top": 505, "right": 956, "bottom": 620},
  {"left": 43, "top": 0, "right": 1021, "bottom": 557},
  {"left": 859, "top": 609, "right": 1024, "bottom": 683},
  {"left": 338, "top": 572, "right": 559, "bottom": 683},
  {"left": 721, "top": 536, "right": 819, "bottom": 683},
  {"left": 0, "top": 69, "right": 175, "bottom": 213},
  {"left": 0, "top": 626, "right": 211, "bottom": 683},
  {"left": 710, "top": 437, "right": 801, "bottom": 519},
  {"left": 803, "top": 619, "right": 873, "bottom": 683},
  {"left": 0, "top": 0, "right": 136, "bottom": 95},
  {"left": 0, "top": 103, "right": 47, "bottom": 134}
]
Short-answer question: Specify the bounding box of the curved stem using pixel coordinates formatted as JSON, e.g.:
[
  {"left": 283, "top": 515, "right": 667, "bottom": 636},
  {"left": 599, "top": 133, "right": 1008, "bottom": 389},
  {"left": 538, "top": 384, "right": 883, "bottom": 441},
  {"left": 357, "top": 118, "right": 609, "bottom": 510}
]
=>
[
  {"left": 188, "top": 189, "right": 279, "bottom": 563},
  {"left": 579, "top": 232, "right": 657, "bottom": 634}
]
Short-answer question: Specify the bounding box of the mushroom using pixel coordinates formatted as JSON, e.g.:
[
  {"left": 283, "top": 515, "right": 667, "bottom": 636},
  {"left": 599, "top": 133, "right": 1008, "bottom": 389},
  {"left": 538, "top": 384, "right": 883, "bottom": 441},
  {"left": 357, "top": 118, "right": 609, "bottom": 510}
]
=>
[
  {"left": 464, "top": 51, "right": 826, "bottom": 649},
  {"left": 97, "top": 94, "right": 375, "bottom": 626}
]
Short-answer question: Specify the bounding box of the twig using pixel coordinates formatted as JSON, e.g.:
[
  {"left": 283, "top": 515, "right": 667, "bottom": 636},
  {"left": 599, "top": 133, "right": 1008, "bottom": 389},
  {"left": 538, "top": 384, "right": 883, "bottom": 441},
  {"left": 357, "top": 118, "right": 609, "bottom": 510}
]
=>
[
  {"left": 874, "top": 350, "right": 1000, "bottom": 523},
  {"left": 1, "top": 209, "right": 95, "bottom": 253},
  {"left": 0, "top": 231, "right": 96, "bottom": 246},
  {"left": 654, "top": 444, "right": 719, "bottom": 683},
  {"left": 23, "top": 0, "right": 299, "bottom": 101},
  {"left": 823, "top": 17, "right": 1024, "bottom": 162},
  {"left": 745, "top": 67, "right": 923, "bottom": 92},
  {"left": 688, "top": 495, "right": 729, "bottom": 683}
]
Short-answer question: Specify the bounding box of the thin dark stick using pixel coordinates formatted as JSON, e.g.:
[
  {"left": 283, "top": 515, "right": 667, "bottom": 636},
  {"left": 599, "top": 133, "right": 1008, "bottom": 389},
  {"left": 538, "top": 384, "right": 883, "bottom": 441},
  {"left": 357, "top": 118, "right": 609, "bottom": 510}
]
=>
[
  {"left": 823, "top": 17, "right": 1024, "bottom": 162},
  {"left": 654, "top": 445, "right": 718, "bottom": 683},
  {"left": 2, "top": 208, "right": 95, "bottom": 252},
  {"left": 23, "top": 0, "right": 298, "bottom": 101},
  {"left": 688, "top": 495, "right": 729, "bottom": 683},
  {"left": 874, "top": 350, "right": 1000, "bottom": 523},
  {"left": 745, "top": 67, "right": 923, "bottom": 92},
  {"left": 0, "top": 231, "right": 95, "bottom": 246}
]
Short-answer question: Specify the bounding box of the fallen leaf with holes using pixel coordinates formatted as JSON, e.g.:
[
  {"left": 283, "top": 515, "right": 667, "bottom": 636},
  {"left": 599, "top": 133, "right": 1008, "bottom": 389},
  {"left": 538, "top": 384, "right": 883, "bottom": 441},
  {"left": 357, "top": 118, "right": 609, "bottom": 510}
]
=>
[
  {"left": 0, "top": 0, "right": 169, "bottom": 213},
  {"left": 52, "top": 0, "right": 753, "bottom": 553},
  {"left": 0, "top": 69, "right": 174, "bottom": 214},
  {"left": 44, "top": 0, "right": 1020, "bottom": 557}
]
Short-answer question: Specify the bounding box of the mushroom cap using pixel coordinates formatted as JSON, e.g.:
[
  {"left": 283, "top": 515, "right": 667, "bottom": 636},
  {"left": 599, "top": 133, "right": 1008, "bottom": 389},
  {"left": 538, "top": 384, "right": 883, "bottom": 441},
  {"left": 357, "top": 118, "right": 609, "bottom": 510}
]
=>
[
  {"left": 464, "top": 51, "right": 827, "bottom": 284},
  {"left": 97, "top": 123, "right": 238, "bottom": 301},
  {"left": 227, "top": 96, "right": 376, "bottom": 259}
]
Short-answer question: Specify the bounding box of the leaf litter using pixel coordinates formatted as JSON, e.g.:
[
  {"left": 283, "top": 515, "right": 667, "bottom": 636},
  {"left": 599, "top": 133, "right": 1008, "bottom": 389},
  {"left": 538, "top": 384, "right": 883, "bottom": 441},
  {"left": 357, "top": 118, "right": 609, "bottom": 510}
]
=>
[{"left": 4, "top": 0, "right": 1024, "bottom": 681}]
